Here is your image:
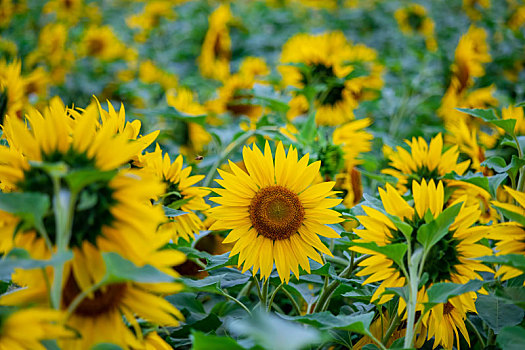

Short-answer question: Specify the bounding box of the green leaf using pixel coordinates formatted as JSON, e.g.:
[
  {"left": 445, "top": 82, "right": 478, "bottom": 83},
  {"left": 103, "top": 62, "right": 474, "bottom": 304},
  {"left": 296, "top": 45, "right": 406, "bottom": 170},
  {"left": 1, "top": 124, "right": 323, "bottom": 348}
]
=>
[
  {"left": 0, "top": 192, "right": 50, "bottom": 233},
  {"left": 492, "top": 119, "right": 517, "bottom": 137},
  {"left": 191, "top": 331, "right": 246, "bottom": 350},
  {"left": 497, "top": 326, "right": 525, "bottom": 350},
  {"left": 424, "top": 280, "right": 484, "bottom": 310},
  {"left": 476, "top": 294, "right": 525, "bottom": 333},
  {"left": 299, "top": 107, "right": 317, "bottom": 144},
  {"left": 481, "top": 156, "right": 508, "bottom": 173},
  {"left": 0, "top": 250, "right": 72, "bottom": 280},
  {"left": 475, "top": 254, "right": 525, "bottom": 272},
  {"left": 350, "top": 242, "right": 407, "bottom": 271},
  {"left": 497, "top": 207, "right": 525, "bottom": 226},
  {"left": 516, "top": 101, "right": 525, "bottom": 108},
  {"left": 456, "top": 107, "right": 498, "bottom": 121},
  {"left": 163, "top": 206, "right": 189, "bottom": 218},
  {"left": 229, "top": 311, "right": 322, "bottom": 350},
  {"left": 90, "top": 344, "right": 123, "bottom": 350},
  {"left": 488, "top": 173, "right": 509, "bottom": 198},
  {"left": 417, "top": 202, "right": 462, "bottom": 252},
  {"left": 65, "top": 169, "right": 117, "bottom": 193},
  {"left": 101, "top": 252, "right": 174, "bottom": 284},
  {"left": 205, "top": 252, "right": 239, "bottom": 271},
  {"left": 384, "top": 286, "right": 409, "bottom": 302},
  {"left": 282, "top": 311, "right": 374, "bottom": 335}
]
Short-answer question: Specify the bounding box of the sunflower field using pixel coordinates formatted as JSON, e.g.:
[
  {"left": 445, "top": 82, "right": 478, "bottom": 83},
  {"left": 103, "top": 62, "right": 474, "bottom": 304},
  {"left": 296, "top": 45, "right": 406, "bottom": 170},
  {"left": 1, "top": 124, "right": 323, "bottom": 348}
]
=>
[{"left": 1, "top": 0, "right": 525, "bottom": 349}]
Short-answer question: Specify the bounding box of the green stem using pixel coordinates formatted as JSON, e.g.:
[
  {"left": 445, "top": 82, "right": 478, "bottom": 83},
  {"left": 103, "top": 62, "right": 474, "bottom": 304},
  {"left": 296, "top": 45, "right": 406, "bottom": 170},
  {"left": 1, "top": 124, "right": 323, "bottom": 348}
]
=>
[
  {"left": 368, "top": 333, "right": 388, "bottom": 350},
  {"left": 202, "top": 126, "right": 279, "bottom": 188},
  {"left": 403, "top": 266, "right": 419, "bottom": 348},
  {"left": 382, "top": 308, "right": 402, "bottom": 345},
  {"left": 261, "top": 278, "right": 270, "bottom": 309},
  {"left": 220, "top": 289, "right": 252, "bottom": 316},
  {"left": 267, "top": 282, "right": 284, "bottom": 312},
  {"left": 325, "top": 255, "right": 350, "bottom": 267},
  {"left": 512, "top": 134, "right": 525, "bottom": 192},
  {"left": 237, "top": 278, "right": 254, "bottom": 299},
  {"left": 281, "top": 287, "right": 302, "bottom": 316},
  {"left": 313, "top": 252, "right": 366, "bottom": 313},
  {"left": 253, "top": 276, "right": 262, "bottom": 301},
  {"left": 466, "top": 317, "right": 485, "bottom": 348}
]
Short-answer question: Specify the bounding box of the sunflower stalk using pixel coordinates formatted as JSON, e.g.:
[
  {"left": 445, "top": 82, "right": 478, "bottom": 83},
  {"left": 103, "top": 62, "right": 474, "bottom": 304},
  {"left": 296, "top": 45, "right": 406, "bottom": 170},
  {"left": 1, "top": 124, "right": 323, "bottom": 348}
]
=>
[
  {"left": 381, "top": 308, "right": 402, "bottom": 345},
  {"left": 50, "top": 175, "right": 78, "bottom": 309},
  {"left": 403, "top": 247, "right": 424, "bottom": 349},
  {"left": 281, "top": 287, "right": 302, "bottom": 316},
  {"left": 512, "top": 133, "right": 525, "bottom": 192},
  {"left": 267, "top": 282, "right": 284, "bottom": 312},
  {"left": 261, "top": 278, "right": 270, "bottom": 309}
]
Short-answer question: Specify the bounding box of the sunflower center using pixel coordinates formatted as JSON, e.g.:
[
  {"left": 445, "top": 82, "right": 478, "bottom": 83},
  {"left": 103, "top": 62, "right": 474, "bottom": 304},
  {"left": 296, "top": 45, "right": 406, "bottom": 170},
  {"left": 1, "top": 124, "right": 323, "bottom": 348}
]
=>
[
  {"left": 443, "top": 302, "right": 454, "bottom": 315},
  {"left": 62, "top": 273, "right": 127, "bottom": 317},
  {"left": 87, "top": 38, "right": 105, "bottom": 56},
  {"left": 249, "top": 185, "right": 305, "bottom": 240},
  {"left": 407, "top": 12, "right": 424, "bottom": 30}
]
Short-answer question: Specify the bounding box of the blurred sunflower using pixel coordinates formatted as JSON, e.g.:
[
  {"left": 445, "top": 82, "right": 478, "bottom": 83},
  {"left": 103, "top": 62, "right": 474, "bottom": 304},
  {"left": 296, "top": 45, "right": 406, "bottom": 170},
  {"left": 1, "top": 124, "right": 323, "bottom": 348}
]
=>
[
  {"left": 501, "top": 105, "right": 525, "bottom": 135},
  {"left": 394, "top": 3, "right": 437, "bottom": 51},
  {"left": 126, "top": 1, "right": 176, "bottom": 42},
  {"left": 140, "top": 144, "right": 210, "bottom": 242},
  {"left": 208, "top": 142, "right": 343, "bottom": 282},
  {"left": 166, "top": 87, "right": 212, "bottom": 156},
  {"left": 206, "top": 56, "right": 270, "bottom": 121},
  {"left": 0, "top": 99, "right": 163, "bottom": 265},
  {"left": 2, "top": 244, "right": 185, "bottom": 349},
  {"left": 491, "top": 186, "right": 525, "bottom": 282},
  {"left": 0, "top": 306, "right": 73, "bottom": 349},
  {"left": 139, "top": 60, "right": 178, "bottom": 91},
  {"left": 382, "top": 133, "right": 470, "bottom": 193},
  {"left": 25, "top": 23, "right": 75, "bottom": 84},
  {"left": 445, "top": 118, "right": 489, "bottom": 174},
  {"left": 351, "top": 179, "right": 492, "bottom": 348},
  {"left": 447, "top": 180, "right": 498, "bottom": 224},
  {"left": 0, "top": 59, "right": 25, "bottom": 121},
  {"left": 439, "top": 26, "right": 498, "bottom": 149},
  {"left": 0, "top": 0, "right": 13, "bottom": 27},
  {"left": 79, "top": 26, "right": 129, "bottom": 61},
  {"left": 462, "top": 0, "right": 490, "bottom": 21},
  {"left": 280, "top": 31, "right": 383, "bottom": 126},
  {"left": 198, "top": 4, "right": 232, "bottom": 81}
]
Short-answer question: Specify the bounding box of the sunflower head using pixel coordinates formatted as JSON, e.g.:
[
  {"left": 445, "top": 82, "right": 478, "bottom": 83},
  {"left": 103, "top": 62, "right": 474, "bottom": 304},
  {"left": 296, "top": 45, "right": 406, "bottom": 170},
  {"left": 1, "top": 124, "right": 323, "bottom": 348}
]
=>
[
  {"left": 209, "top": 141, "right": 343, "bottom": 282},
  {"left": 382, "top": 133, "right": 470, "bottom": 193},
  {"left": 351, "top": 179, "right": 491, "bottom": 302}
]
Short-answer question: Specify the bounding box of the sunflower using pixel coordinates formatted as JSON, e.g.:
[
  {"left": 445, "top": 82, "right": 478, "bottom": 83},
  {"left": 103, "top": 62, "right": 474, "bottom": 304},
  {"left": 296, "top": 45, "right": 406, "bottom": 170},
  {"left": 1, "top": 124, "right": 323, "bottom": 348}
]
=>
[
  {"left": 491, "top": 186, "right": 525, "bottom": 282},
  {"left": 79, "top": 26, "right": 128, "bottom": 61},
  {"left": 166, "top": 87, "right": 212, "bottom": 155},
  {"left": 0, "top": 59, "right": 25, "bottom": 122},
  {"left": 1, "top": 243, "right": 185, "bottom": 350},
  {"left": 438, "top": 26, "right": 498, "bottom": 149},
  {"left": 445, "top": 118, "right": 489, "bottom": 174},
  {"left": 139, "top": 60, "right": 178, "bottom": 91},
  {"left": 25, "top": 23, "right": 75, "bottom": 84},
  {"left": 394, "top": 3, "right": 437, "bottom": 51},
  {"left": 197, "top": 4, "right": 232, "bottom": 81},
  {"left": 333, "top": 118, "right": 373, "bottom": 168},
  {"left": 447, "top": 180, "right": 498, "bottom": 224},
  {"left": 139, "top": 144, "right": 210, "bottom": 242},
  {"left": 501, "top": 105, "right": 525, "bottom": 136},
  {"left": 280, "top": 31, "right": 383, "bottom": 126},
  {"left": 382, "top": 133, "right": 470, "bottom": 193},
  {"left": 351, "top": 179, "right": 492, "bottom": 348},
  {"left": 126, "top": 1, "right": 176, "bottom": 42},
  {"left": 462, "top": 0, "right": 490, "bottom": 21},
  {"left": 0, "top": 99, "right": 163, "bottom": 266},
  {"left": 0, "top": 0, "right": 14, "bottom": 27},
  {"left": 206, "top": 56, "right": 270, "bottom": 121},
  {"left": 0, "top": 306, "right": 73, "bottom": 349},
  {"left": 43, "top": 0, "right": 85, "bottom": 25},
  {"left": 208, "top": 142, "right": 343, "bottom": 282}
]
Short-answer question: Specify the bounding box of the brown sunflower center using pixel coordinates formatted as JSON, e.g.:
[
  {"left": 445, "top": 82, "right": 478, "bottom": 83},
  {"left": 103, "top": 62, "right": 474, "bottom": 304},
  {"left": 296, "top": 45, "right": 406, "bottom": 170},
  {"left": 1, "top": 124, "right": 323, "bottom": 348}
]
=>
[
  {"left": 62, "top": 274, "right": 127, "bottom": 317},
  {"left": 249, "top": 185, "right": 305, "bottom": 240},
  {"left": 443, "top": 301, "right": 454, "bottom": 315},
  {"left": 87, "top": 38, "right": 105, "bottom": 56}
]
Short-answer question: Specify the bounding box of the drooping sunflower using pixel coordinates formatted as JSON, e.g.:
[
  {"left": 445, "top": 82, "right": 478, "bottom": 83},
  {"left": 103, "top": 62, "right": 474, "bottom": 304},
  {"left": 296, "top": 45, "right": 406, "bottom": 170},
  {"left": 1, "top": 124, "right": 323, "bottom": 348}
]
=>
[
  {"left": 0, "top": 306, "right": 73, "bottom": 349},
  {"left": 197, "top": 4, "right": 232, "bottom": 81},
  {"left": 139, "top": 144, "right": 210, "bottom": 242},
  {"left": 350, "top": 179, "right": 492, "bottom": 348},
  {"left": 491, "top": 186, "right": 525, "bottom": 282},
  {"left": 208, "top": 142, "right": 343, "bottom": 282},
  {"left": 280, "top": 31, "right": 383, "bottom": 126},
  {"left": 1, "top": 243, "right": 185, "bottom": 350},
  {"left": 394, "top": 3, "right": 437, "bottom": 51},
  {"left": 382, "top": 133, "right": 470, "bottom": 193}
]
